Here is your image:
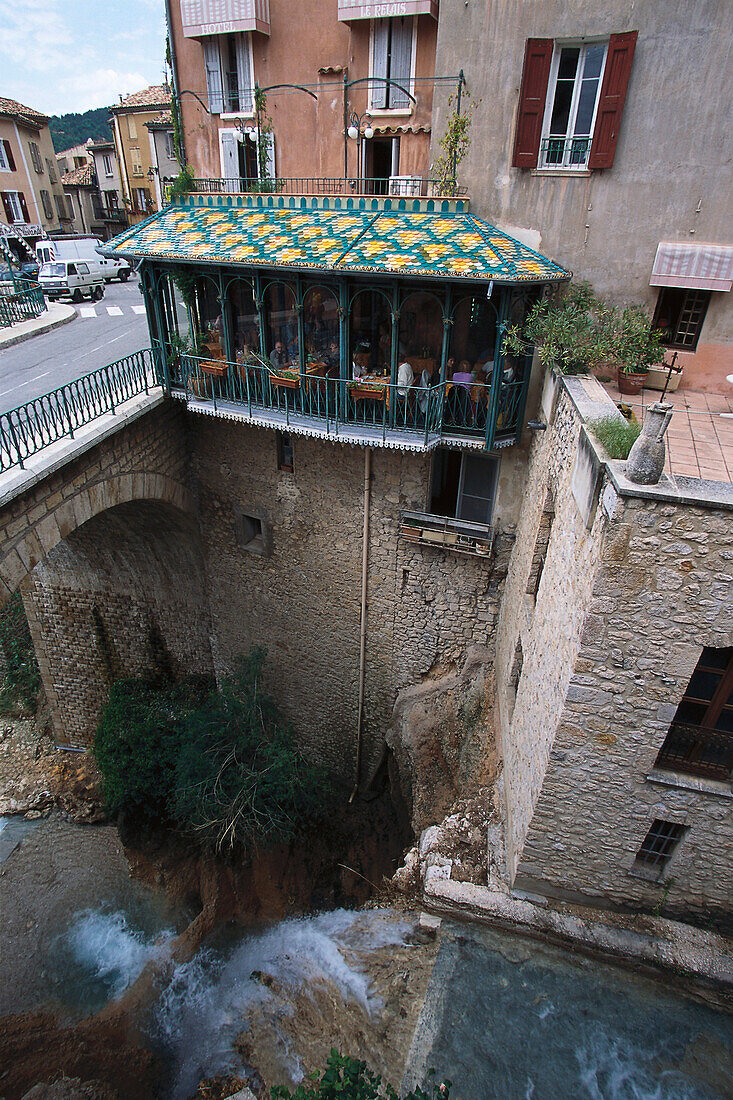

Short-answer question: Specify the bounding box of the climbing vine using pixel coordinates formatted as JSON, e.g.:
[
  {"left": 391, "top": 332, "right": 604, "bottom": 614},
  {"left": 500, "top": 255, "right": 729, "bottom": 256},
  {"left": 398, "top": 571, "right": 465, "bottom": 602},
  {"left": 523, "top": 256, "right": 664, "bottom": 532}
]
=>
[{"left": 432, "top": 91, "right": 476, "bottom": 196}]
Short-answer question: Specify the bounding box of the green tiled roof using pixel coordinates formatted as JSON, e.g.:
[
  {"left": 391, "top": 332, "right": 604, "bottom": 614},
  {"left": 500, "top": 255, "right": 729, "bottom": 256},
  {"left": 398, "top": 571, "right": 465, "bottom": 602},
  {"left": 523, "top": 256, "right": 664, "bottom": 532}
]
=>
[{"left": 106, "top": 195, "right": 570, "bottom": 283}]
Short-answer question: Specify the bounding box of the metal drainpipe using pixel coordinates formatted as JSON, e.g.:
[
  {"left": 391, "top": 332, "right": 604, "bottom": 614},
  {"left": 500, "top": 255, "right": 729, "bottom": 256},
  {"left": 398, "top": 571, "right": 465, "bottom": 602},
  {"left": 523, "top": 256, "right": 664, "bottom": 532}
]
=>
[
  {"left": 350, "top": 445, "right": 372, "bottom": 803},
  {"left": 164, "top": 0, "right": 186, "bottom": 167}
]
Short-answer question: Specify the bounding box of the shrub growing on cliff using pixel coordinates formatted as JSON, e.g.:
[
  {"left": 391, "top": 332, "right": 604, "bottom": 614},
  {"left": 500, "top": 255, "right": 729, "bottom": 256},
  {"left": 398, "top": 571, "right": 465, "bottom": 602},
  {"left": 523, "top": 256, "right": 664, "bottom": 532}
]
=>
[
  {"left": 93, "top": 649, "right": 330, "bottom": 852},
  {"left": 0, "top": 591, "right": 40, "bottom": 714},
  {"left": 271, "top": 1051, "right": 451, "bottom": 1099}
]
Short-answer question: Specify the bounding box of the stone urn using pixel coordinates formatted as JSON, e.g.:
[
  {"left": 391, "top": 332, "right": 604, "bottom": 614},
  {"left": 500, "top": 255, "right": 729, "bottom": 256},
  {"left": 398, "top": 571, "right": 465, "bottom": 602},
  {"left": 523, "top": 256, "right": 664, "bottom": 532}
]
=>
[{"left": 625, "top": 401, "right": 673, "bottom": 484}]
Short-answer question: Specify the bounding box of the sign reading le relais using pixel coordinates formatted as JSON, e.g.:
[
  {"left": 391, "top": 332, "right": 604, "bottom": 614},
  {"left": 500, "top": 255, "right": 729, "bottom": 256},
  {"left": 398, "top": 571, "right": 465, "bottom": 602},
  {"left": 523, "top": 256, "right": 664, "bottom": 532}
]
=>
[{"left": 337, "top": 0, "right": 438, "bottom": 18}]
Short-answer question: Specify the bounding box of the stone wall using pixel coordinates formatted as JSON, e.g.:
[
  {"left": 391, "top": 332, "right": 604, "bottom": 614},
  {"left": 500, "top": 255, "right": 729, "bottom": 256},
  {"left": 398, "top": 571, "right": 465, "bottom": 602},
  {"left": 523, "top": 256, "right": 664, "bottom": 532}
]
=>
[
  {"left": 190, "top": 419, "right": 509, "bottom": 801},
  {"left": 499, "top": 373, "right": 733, "bottom": 925}
]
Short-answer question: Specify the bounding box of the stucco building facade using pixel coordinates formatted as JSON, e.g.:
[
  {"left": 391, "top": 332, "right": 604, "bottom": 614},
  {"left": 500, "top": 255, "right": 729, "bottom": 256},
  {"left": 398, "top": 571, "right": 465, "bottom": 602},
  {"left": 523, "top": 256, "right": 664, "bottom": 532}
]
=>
[
  {"left": 0, "top": 98, "right": 70, "bottom": 243},
  {"left": 109, "top": 86, "right": 173, "bottom": 223}
]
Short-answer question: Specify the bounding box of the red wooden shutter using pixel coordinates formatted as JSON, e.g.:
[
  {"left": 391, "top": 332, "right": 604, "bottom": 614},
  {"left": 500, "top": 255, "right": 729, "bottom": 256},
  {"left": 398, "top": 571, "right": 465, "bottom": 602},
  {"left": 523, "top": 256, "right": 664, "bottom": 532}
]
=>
[
  {"left": 512, "top": 39, "right": 553, "bottom": 169},
  {"left": 18, "top": 192, "right": 29, "bottom": 222},
  {"left": 588, "top": 31, "right": 637, "bottom": 170},
  {"left": 3, "top": 140, "right": 16, "bottom": 171}
]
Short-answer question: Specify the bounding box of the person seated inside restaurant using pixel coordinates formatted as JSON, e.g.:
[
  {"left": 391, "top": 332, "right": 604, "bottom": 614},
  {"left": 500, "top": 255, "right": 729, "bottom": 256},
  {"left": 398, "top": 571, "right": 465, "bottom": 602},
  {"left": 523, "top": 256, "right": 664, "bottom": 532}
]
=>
[
  {"left": 397, "top": 358, "right": 415, "bottom": 397},
  {"left": 452, "top": 359, "right": 475, "bottom": 387},
  {"left": 325, "top": 340, "right": 340, "bottom": 379},
  {"left": 417, "top": 363, "right": 434, "bottom": 417},
  {"left": 352, "top": 351, "right": 368, "bottom": 380},
  {"left": 270, "top": 340, "right": 290, "bottom": 371}
]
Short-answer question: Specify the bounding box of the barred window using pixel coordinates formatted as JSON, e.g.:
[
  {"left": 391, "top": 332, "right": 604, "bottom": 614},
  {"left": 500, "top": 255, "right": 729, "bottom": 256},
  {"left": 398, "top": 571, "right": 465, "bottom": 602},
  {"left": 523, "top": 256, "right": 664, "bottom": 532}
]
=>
[{"left": 634, "top": 820, "right": 686, "bottom": 875}]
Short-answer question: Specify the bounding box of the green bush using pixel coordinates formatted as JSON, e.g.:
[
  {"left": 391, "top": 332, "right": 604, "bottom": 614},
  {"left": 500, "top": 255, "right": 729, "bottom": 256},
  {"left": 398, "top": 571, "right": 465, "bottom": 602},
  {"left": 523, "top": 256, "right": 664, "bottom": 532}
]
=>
[
  {"left": 271, "top": 1051, "right": 450, "bottom": 1100},
  {"left": 0, "top": 591, "right": 40, "bottom": 714},
  {"left": 588, "top": 415, "right": 641, "bottom": 459},
  {"left": 93, "top": 649, "right": 331, "bottom": 852}
]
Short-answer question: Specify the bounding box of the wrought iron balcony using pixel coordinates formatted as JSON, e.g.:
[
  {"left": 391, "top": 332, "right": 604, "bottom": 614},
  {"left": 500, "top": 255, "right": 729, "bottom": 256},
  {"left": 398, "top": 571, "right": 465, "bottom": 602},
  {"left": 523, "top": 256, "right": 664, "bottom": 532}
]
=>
[
  {"left": 182, "top": 176, "right": 468, "bottom": 199},
  {"left": 166, "top": 353, "right": 525, "bottom": 452},
  {"left": 655, "top": 722, "right": 733, "bottom": 783},
  {"left": 539, "top": 136, "right": 592, "bottom": 169}
]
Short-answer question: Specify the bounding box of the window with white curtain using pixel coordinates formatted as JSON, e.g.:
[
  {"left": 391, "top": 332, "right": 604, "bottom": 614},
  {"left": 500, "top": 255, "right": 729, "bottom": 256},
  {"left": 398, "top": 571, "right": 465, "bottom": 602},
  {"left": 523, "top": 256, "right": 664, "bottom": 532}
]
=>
[{"left": 370, "top": 17, "right": 413, "bottom": 110}]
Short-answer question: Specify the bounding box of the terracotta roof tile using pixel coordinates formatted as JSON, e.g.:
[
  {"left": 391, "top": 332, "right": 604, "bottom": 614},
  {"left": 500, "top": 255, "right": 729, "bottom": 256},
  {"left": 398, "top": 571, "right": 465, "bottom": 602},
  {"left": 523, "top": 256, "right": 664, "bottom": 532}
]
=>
[
  {"left": 61, "top": 163, "right": 96, "bottom": 187},
  {"left": 0, "top": 97, "right": 48, "bottom": 128},
  {"left": 111, "top": 85, "right": 171, "bottom": 112},
  {"left": 146, "top": 110, "right": 174, "bottom": 128}
]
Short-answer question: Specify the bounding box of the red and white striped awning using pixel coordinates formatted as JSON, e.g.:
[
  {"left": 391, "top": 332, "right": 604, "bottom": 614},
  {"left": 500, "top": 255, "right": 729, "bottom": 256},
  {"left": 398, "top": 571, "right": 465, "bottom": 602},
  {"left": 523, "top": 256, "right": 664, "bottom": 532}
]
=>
[
  {"left": 650, "top": 242, "right": 733, "bottom": 292},
  {"left": 180, "top": 0, "right": 270, "bottom": 37}
]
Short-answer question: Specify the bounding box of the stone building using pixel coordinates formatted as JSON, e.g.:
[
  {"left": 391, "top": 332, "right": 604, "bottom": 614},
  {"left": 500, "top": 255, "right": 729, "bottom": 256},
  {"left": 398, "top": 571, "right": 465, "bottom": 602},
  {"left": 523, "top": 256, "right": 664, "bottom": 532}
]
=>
[
  {"left": 0, "top": 97, "right": 70, "bottom": 241},
  {"left": 431, "top": 0, "right": 733, "bottom": 387},
  {"left": 165, "top": 0, "right": 442, "bottom": 189}
]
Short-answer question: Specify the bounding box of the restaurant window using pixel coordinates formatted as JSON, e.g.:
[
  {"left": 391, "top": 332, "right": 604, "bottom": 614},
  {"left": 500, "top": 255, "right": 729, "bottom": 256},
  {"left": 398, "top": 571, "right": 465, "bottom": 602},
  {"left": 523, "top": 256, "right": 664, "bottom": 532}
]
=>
[
  {"left": 203, "top": 33, "right": 253, "bottom": 115},
  {"left": 450, "top": 296, "right": 498, "bottom": 378},
  {"left": 277, "top": 432, "right": 294, "bottom": 473},
  {"left": 399, "top": 292, "right": 443, "bottom": 380},
  {"left": 1, "top": 190, "right": 28, "bottom": 223},
  {"left": 229, "top": 278, "right": 260, "bottom": 357},
  {"left": 654, "top": 646, "right": 733, "bottom": 782},
  {"left": 513, "top": 33, "right": 636, "bottom": 171},
  {"left": 302, "top": 285, "right": 339, "bottom": 360},
  {"left": 633, "top": 820, "right": 686, "bottom": 878},
  {"left": 264, "top": 282, "right": 298, "bottom": 365},
  {"left": 652, "top": 288, "right": 711, "bottom": 351},
  {"left": 189, "top": 276, "right": 221, "bottom": 342},
  {"left": 159, "top": 271, "right": 192, "bottom": 346},
  {"left": 429, "top": 449, "right": 499, "bottom": 527},
  {"left": 45, "top": 157, "right": 56, "bottom": 182},
  {"left": 350, "top": 288, "right": 392, "bottom": 375},
  {"left": 40, "top": 190, "right": 54, "bottom": 220},
  {"left": 370, "top": 17, "right": 413, "bottom": 109}
]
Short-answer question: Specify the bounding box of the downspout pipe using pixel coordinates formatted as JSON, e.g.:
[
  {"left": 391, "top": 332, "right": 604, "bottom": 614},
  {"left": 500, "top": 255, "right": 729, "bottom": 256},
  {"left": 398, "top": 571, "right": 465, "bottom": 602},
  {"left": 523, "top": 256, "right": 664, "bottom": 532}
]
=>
[
  {"left": 350, "top": 445, "right": 372, "bottom": 803},
  {"left": 164, "top": 0, "right": 187, "bottom": 168}
]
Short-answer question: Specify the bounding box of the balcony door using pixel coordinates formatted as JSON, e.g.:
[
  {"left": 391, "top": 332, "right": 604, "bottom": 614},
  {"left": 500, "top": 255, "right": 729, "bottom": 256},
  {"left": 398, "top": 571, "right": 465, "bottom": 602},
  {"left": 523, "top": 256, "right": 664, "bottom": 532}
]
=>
[{"left": 655, "top": 646, "right": 733, "bottom": 781}]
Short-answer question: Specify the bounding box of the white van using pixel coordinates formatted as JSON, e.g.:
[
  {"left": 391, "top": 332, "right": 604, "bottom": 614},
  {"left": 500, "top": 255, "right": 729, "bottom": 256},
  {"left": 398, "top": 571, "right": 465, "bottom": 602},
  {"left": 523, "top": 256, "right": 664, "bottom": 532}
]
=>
[
  {"left": 36, "top": 238, "right": 131, "bottom": 284},
  {"left": 39, "top": 260, "right": 105, "bottom": 303}
]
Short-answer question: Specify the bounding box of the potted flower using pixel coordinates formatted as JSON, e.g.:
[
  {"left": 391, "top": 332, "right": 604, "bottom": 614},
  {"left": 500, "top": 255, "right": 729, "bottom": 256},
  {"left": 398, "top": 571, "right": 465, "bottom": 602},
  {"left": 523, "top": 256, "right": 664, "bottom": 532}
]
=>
[{"left": 600, "top": 304, "right": 667, "bottom": 396}]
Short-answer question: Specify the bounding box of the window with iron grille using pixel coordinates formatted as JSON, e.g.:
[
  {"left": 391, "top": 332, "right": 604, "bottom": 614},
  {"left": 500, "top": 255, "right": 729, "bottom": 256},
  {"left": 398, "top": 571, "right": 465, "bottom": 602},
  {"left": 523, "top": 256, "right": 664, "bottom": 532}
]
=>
[
  {"left": 539, "top": 42, "right": 607, "bottom": 169},
  {"left": 655, "top": 646, "right": 733, "bottom": 782},
  {"left": 652, "top": 288, "right": 711, "bottom": 351},
  {"left": 633, "top": 819, "right": 686, "bottom": 875}
]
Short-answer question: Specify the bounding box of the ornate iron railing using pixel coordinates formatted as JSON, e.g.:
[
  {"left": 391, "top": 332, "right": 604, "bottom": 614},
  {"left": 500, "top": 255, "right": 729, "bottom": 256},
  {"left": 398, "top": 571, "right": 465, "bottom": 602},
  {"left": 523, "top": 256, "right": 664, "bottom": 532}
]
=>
[
  {"left": 181, "top": 176, "right": 468, "bottom": 198},
  {"left": 0, "top": 349, "right": 157, "bottom": 473},
  {"left": 655, "top": 722, "right": 733, "bottom": 783},
  {"left": 0, "top": 280, "right": 46, "bottom": 328},
  {"left": 540, "top": 136, "right": 592, "bottom": 169},
  {"left": 173, "top": 353, "right": 523, "bottom": 449}
]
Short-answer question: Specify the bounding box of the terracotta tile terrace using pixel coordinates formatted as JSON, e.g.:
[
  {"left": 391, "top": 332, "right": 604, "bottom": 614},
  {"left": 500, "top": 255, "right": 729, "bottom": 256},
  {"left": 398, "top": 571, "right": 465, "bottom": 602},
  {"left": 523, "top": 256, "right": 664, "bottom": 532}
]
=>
[{"left": 601, "top": 378, "right": 733, "bottom": 483}]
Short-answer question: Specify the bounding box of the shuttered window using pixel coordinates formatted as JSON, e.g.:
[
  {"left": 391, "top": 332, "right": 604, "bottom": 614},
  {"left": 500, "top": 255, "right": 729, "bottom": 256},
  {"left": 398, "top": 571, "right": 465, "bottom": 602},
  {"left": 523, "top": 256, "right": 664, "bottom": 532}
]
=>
[
  {"left": 203, "top": 37, "right": 225, "bottom": 114},
  {"left": 513, "top": 32, "right": 636, "bottom": 171},
  {"left": 1, "top": 191, "right": 28, "bottom": 223},
  {"left": 127, "top": 114, "right": 137, "bottom": 139},
  {"left": 131, "top": 146, "right": 143, "bottom": 176},
  {"left": 0, "top": 139, "right": 16, "bottom": 172},
  {"left": 54, "top": 193, "right": 67, "bottom": 220},
  {"left": 28, "top": 141, "right": 43, "bottom": 173},
  {"left": 45, "top": 157, "right": 56, "bottom": 182},
  {"left": 40, "top": 190, "right": 54, "bottom": 220},
  {"left": 370, "top": 17, "right": 413, "bottom": 109}
]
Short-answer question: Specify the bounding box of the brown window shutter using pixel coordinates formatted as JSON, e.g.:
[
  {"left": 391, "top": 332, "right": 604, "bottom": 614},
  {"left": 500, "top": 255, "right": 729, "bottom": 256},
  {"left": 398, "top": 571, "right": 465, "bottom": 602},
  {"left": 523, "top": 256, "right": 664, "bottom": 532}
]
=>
[
  {"left": 588, "top": 31, "right": 638, "bottom": 170},
  {"left": 0, "top": 192, "right": 12, "bottom": 222},
  {"left": 512, "top": 39, "right": 553, "bottom": 169},
  {"left": 3, "top": 140, "right": 16, "bottom": 172},
  {"left": 18, "top": 192, "right": 29, "bottom": 222}
]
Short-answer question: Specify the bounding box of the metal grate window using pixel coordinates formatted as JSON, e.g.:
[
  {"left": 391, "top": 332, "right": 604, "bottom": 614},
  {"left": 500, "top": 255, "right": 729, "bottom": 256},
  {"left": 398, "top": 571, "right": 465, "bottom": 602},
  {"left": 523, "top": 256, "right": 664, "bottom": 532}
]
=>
[{"left": 634, "top": 820, "right": 686, "bottom": 873}]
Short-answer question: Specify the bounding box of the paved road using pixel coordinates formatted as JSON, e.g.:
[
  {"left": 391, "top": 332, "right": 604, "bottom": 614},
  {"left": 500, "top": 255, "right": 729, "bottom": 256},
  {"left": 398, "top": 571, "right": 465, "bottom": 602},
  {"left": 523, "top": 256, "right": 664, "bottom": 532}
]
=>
[{"left": 0, "top": 279, "right": 150, "bottom": 414}]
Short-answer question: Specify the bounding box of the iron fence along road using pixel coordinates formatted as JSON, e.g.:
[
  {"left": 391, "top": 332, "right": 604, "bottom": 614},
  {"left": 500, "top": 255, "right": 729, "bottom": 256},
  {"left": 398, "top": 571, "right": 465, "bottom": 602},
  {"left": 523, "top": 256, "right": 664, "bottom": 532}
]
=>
[
  {"left": 0, "top": 349, "right": 157, "bottom": 473},
  {"left": 0, "top": 281, "right": 46, "bottom": 328}
]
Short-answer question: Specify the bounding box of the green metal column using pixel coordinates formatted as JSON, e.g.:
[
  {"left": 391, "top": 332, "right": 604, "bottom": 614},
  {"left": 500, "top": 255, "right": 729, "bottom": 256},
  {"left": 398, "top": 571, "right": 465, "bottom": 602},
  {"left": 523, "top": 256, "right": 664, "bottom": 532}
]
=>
[
  {"left": 254, "top": 275, "right": 266, "bottom": 357},
  {"left": 146, "top": 266, "right": 170, "bottom": 392},
  {"left": 484, "top": 287, "right": 510, "bottom": 451},
  {"left": 389, "top": 283, "right": 400, "bottom": 427},
  {"left": 296, "top": 274, "right": 305, "bottom": 384},
  {"left": 218, "top": 270, "right": 233, "bottom": 365},
  {"left": 439, "top": 284, "right": 453, "bottom": 381},
  {"left": 338, "top": 278, "right": 349, "bottom": 424}
]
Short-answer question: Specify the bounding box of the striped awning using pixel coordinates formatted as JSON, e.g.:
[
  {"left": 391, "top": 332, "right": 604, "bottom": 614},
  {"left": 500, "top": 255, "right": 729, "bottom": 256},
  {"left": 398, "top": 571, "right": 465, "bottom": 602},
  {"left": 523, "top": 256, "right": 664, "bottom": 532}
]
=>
[
  {"left": 650, "top": 242, "right": 733, "bottom": 292},
  {"left": 180, "top": 0, "right": 270, "bottom": 37}
]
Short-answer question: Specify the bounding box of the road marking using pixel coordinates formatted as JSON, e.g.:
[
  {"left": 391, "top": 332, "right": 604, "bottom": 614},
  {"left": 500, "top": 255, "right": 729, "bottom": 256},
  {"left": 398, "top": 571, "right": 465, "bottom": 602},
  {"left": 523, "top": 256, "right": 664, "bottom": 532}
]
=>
[
  {"left": 131, "top": 305, "right": 146, "bottom": 315},
  {"left": 79, "top": 306, "right": 96, "bottom": 318},
  {"left": 106, "top": 306, "right": 123, "bottom": 316},
  {"left": 0, "top": 370, "right": 53, "bottom": 398}
]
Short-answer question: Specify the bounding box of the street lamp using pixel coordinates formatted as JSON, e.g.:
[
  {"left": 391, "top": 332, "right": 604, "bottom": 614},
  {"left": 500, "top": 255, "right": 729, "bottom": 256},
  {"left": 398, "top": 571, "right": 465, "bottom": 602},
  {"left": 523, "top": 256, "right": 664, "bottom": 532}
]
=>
[{"left": 347, "top": 111, "right": 374, "bottom": 182}]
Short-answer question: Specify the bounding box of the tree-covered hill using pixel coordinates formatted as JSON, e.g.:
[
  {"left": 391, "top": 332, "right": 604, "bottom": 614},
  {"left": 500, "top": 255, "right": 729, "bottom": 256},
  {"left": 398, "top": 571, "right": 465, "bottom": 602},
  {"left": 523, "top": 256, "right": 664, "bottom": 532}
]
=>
[{"left": 49, "top": 107, "right": 113, "bottom": 153}]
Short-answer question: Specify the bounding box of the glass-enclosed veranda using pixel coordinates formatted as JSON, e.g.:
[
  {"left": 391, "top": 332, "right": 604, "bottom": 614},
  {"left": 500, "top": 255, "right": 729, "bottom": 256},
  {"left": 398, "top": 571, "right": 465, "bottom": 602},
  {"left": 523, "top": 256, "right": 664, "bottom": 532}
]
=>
[{"left": 106, "top": 192, "right": 570, "bottom": 451}]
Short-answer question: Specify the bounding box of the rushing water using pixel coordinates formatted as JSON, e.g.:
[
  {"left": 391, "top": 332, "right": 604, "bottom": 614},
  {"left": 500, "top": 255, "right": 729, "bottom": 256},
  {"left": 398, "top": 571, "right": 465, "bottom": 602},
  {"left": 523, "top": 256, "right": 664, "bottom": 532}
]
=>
[{"left": 51, "top": 902, "right": 733, "bottom": 1100}]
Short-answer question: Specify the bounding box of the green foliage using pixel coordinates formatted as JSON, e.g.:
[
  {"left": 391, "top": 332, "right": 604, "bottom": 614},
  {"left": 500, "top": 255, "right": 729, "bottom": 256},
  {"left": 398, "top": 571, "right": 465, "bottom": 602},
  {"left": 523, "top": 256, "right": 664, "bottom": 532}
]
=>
[
  {"left": 166, "top": 166, "right": 195, "bottom": 203},
  {"left": 0, "top": 592, "right": 40, "bottom": 714},
  {"left": 504, "top": 282, "right": 667, "bottom": 376},
  {"left": 271, "top": 1051, "right": 451, "bottom": 1100},
  {"left": 255, "top": 87, "right": 275, "bottom": 185},
  {"left": 93, "top": 650, "right": 331, "bottom": 853},
  {"left": 49, "top": 108, "right": 112, "bottom": 153},
  {"left": 173, "top": 649, "right": 332, "bottom": 852},
  {"left": 588, "top": 415, "right": 641, "bottom": 459},
  {"left": 432, "top": 92, "right": 475, "bottom": 196}
]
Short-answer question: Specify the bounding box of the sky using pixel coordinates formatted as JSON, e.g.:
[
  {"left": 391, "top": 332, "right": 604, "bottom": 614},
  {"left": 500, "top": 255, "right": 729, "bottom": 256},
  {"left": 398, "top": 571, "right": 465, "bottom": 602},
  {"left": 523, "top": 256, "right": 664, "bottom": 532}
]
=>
[{"left": 3, "top": 0, "right": 167, "bottom": 117}]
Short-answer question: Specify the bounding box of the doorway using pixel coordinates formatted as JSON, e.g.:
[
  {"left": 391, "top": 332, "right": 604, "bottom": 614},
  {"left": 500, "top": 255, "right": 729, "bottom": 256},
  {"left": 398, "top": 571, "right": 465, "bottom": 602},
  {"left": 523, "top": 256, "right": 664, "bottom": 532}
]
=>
[{"left": 365, "top": 137, "right": 399, "bottom": 193}]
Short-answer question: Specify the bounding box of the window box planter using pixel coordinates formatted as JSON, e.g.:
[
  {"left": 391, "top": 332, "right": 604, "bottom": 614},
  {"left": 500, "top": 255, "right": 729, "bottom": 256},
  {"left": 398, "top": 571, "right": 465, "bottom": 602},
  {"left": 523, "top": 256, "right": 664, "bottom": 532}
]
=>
[{"left": 644, "top": 364, "right": 682, "bottom": 392}]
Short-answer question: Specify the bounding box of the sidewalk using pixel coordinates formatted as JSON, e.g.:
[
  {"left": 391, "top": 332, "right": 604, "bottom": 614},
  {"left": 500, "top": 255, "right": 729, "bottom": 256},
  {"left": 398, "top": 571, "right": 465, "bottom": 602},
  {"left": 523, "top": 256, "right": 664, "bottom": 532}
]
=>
[{"left": 0, "top": 302, "right": 76, "bottom": 350}]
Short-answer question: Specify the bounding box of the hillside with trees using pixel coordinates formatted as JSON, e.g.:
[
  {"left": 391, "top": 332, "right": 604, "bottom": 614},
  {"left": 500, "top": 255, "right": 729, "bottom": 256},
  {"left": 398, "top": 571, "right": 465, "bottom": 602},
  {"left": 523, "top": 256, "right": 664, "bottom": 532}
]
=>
[{"left": 49, "top": 107, "right": 113, "bottom": 152}]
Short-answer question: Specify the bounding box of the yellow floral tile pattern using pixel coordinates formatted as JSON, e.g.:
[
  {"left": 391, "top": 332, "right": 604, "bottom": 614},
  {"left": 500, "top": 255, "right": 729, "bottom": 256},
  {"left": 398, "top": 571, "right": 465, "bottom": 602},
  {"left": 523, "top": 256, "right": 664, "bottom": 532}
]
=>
[{"left": 106, "top": 204, "right": 569, "bottom": 283}]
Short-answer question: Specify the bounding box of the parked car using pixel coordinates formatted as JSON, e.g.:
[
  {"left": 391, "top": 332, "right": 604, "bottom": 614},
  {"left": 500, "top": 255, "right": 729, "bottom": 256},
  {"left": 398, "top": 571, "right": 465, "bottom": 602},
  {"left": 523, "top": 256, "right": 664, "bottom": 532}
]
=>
[{"left": 38, "top": 261, "right": 105, "bottom": 303}]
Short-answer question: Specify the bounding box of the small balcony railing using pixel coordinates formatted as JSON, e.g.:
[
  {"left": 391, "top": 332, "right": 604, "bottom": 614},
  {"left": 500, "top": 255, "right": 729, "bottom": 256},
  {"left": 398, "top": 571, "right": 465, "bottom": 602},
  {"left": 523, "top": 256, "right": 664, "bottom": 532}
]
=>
[
  {"left": 183, "top": 176, "right": 468, "bottom": 199},
  {"left": 92, "top": 201, "right": 127, "bottom": 223},
  {"left": 655, "top": 722, "right": 733, "bottom": 783},
  {"left": 539, "top": 136, "right": 592, "bottom": 169},
  {"left": 167, "top": 352, "right": 526, "bottom": 451}
]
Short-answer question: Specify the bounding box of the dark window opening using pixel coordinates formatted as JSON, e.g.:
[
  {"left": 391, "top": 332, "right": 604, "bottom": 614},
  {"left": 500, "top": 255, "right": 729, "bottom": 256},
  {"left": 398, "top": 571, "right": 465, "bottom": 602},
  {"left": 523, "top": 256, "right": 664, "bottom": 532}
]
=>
[
  {"left": 234, "top": 507, "right": 271, "bottom": 556},
  {"left": 277, "top": 431, "right": 294, "bottom": 472},
  {"left": 652, "top": 287, "right": 711, "bottom": 351},
  {"left": 634, "top": 819, "right": 686, "bottom": 876},
  {"left": 527, "top": 486, "right": 554, "bottom": 598},
  {"left": 364, "top": 137, "right": 398, "bottom": 191},
  {"left": 429, "top": 450, "right": 499, "bottom": 527},
  {"left": 655, "top": 646, "right": 733, "bottom": 781}
]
